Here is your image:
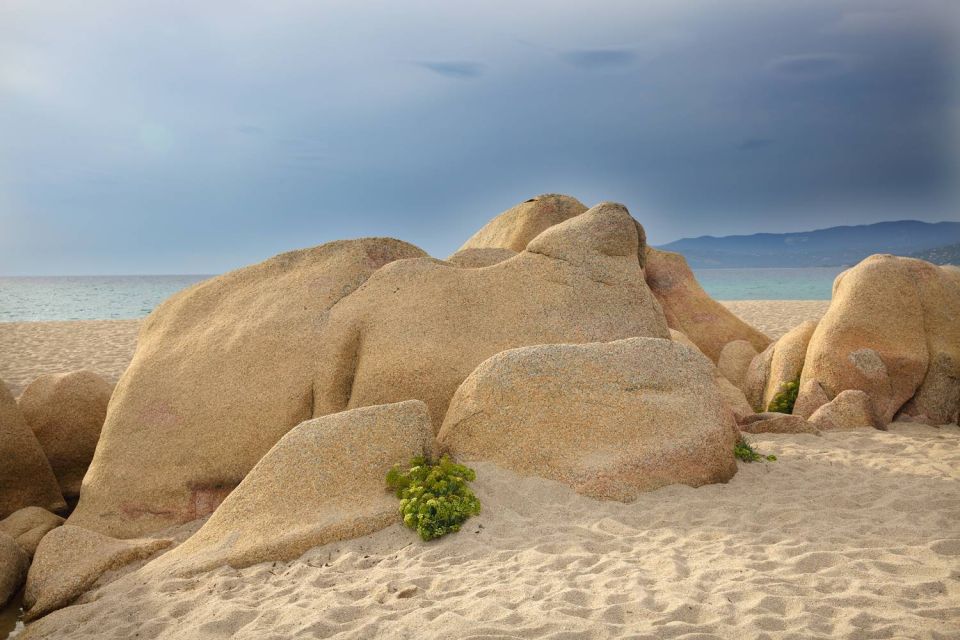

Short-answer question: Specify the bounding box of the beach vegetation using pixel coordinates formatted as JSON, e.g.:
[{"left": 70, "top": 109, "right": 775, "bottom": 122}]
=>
[
  {"left": 767, "top": 378, "right": 799, "bottom": 414},
  {"left": 386, "top": 455, "right": 481, "bottom": 541},
  {"left": 734, "top": 436, "right": 776, "bottom": 462}
]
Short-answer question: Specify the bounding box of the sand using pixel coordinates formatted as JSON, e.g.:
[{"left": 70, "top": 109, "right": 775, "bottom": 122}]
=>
[
  {"left": 19, "top": 423, "right": 960, "bottom": 639},
  {"left": 720, "top": 300, "right": 831, "bottom": 340},
  {"left": 0, "top": 321, "right": 140, "bottom": 397}
]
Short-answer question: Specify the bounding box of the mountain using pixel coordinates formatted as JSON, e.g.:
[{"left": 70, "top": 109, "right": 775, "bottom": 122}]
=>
[
  {"left": 657, "top": 220, "right": 960, "bottom": 268},
  {"left": 910, "top": 242, "right": 960, "bottom": 266}
]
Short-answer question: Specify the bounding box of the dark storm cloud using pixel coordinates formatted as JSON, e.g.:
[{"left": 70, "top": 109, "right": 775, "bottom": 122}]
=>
[
  {"left": 0, "top": 0, "right": 957, "bottom": 275},
  {"left": 414, "top": 61, "right": 485, "bottom": 79},
  {"left": 561, "top": 48, "right": 637, "bottom": 70}
]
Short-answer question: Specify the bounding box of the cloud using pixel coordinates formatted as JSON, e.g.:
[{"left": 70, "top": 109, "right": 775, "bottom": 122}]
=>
[
  {"left": 767, "top": 53, "right": 854, "bottom": 78},
  {"left": 414, "top": 61, "right": 484, "bottom": 79},
  {"left": 561, "top": 48, "right": 636, "bottom": 70},
  {"left": 738, "top": 138, "right": 774, "bottom": 151}
]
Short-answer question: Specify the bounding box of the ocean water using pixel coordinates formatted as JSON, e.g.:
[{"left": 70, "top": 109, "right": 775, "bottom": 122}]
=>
[
  {"left": 0, "top": 275, "right": 211, "bottom": 322},
  {"left": 0, "top": 268, "right": 841, "bottom": 322},
  {"left": 692, "top": 267, "right": 844, "bottom": 301}
]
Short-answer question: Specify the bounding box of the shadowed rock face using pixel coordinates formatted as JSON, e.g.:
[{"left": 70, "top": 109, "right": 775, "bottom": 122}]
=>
[
  {"left": 0, "top": 379, "right": 65, "bottom": 519},
  {"left": 437, "top": 338, "right": 738, "bottom": 500},
  {"left": 644, "top": 248, "right": 771, "bottom": 362},
  {"left": 67, "top": 239, "right": 427, "bottom": 539},
  {"left": 800, "top": 256, "right": 960, "bottom": 424},
  {"left": 313, "top": 203, "right": 671, "bottom": 427}
]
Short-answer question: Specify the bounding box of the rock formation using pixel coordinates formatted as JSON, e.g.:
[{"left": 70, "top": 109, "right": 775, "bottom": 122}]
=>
[
  {"left": 437, "top": 338, "right": 738, "bottom": 501},
  {"left": 0, "top": 507, "right": 64, "bottom": 557},
  {"left": 457, "top": 194, "right": 588, "bottom": 253},
  {"left": 738, "top": 413, "right": 820, "bottom": 435},
  {"left": 0, "top": 531, "right": 30, "bottom": 606},
  {"left": 800, "top": 256, "right": 960, "bottom": 424},
  {"left": 67, "top": 238, "right": 427, "bottom": 539},
  {"left": 0, "top": 378, "right": 64, "bottom": 519},
  {"left": 718, "top": 340, "right": 759, "bottom": 393},
  {"left": 808, "top": 390, "right": 884, "bottom": 431},
  {"left": 314, "top": 203, "right": 671, "bottom": 427},
  {"left": 18, "top": 370, "right": 113, "bottom": 500},
  {"left": 760, "top": 320, "right": 818, "bottom": 410},
  {"left": 155, "top": 401, "right": 434, "bottom": 575}
]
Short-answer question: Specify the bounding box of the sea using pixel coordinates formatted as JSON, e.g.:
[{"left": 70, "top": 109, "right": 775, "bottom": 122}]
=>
[{"left": 0, "top": 267, "right": 844, "bottom": 322}]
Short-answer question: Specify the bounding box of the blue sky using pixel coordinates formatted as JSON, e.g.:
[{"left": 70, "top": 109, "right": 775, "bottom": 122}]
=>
[{"left": 1, "top": 0, "right": 958, "bottom": 275}]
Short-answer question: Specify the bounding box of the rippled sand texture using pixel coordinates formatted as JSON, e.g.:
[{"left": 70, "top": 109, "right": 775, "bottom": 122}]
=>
[
  {"left": 25, "top": 423, "right": 960, "bottom": 640},
  {"left": 721, "top": 300, "right": 831, "bottom": 340},
  {"left": 0, "top": 320, "right": 140, "bottom": 396}
]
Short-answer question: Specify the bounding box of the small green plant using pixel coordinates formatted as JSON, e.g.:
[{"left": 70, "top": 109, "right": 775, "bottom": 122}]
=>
[
  {"left": 734, "top": 436, "right": 777, "bottom": 462},
  {"left": 767, "top": 378, "right": 799, "bottom": 414},
  {"left": 386, "top": 455, "right": 481, "bottom": 541}
]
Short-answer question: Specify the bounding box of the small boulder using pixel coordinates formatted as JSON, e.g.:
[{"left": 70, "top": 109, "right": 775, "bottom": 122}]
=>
[
  {"left": 718, "top": 340, "right": 759, "bottom": 393},
  {"left": 739, "top": 412, "right": 820, "bottom": 435},
  {"left": 0, "top": 507, "right": 64, "bottom": 557},
  {"left": 744, "top": 345, "right": 775, "bottom": 412},
  {"left": 716, "top": 375, "right": 755, "bottom": 423},
  {"left": 0, "top": 531, "right": 30, "bottom": 607},
  {"left": 808, "top": 390, "right": 885, "bottom": 431},
  {"left": 23, "top": 525, "right": 172, "bottom": 621},
  {"left": 437, "top": 338, "right": 738, "bottom": 501},
  {"left": 0, "top": 378, "right": 65, "bottom": 519},
  {"left": 154, "top": 401, "right": 435, "bottom": 575},
  {"left": 18, "top": 370, "right": 113, "bottom": 500}
]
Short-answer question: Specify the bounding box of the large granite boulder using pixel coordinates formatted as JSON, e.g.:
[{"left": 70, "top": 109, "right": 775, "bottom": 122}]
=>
[
  {"left": 68, "top": 239, "right": 427, "bottom": 539},
  {"left": 0, "top": 379, "right": 64, "bottom": 519},
  {"left": 314, "top": 203, "right": 671, "bottom": 427},
  {"left": 437, "top": 338, "right": 738, "bottom": 501},
  {"left": 0, "top": 531, "right": 30, "bottom": 607},
  {"left": 23, "top": 525, "right": 172, "bottom": 621},
  {"left": 446, "top": 247, "right": 518, "bottom": 268},
  {"left": 153, "top": 401, "right": 434, "bottom": 575},
  {"left": 644, "top": 248, "right": 771, "bottom": 362},
  {"left": 0, "top": 507, "right": 64, "bottom": 557},
  {"left": 457, "top": 193, "right": 588, "bottom": 253},
  {"left": 18, "top": 370, "right": 113, "bottom": 500},
  {"left": 801, "top": 256, "right": 960, "bottom": 424}
]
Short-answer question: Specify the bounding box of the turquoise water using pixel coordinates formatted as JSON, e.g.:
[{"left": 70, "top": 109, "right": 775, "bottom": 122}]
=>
[
  {"left": 692, "top": 267, "right": 843, "bottom": 300},
  {"left": 0, "top": 275, "right": 211, "bottom": 322},
  {"left": 0, "top": 268, "right": 839, "bottom": 322}
]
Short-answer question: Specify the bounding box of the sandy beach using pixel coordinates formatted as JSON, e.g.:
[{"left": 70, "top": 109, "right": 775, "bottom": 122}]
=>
[
  {"left": 23, "top": 423, "right": 960, "bottom": 639},
  {"left": 0, "top": 301, "right": 828, "bottom": 397}
]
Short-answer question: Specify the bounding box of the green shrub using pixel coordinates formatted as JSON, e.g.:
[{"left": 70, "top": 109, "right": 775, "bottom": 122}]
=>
[
  {"left": 767, "top": 378, "right": 799, "bottom": 414},
  {"left": 734, "top": 436, "right": 777, "bottom": 462},
  {"left": 386, "top": 455, "right": 481, "bottom": 541}
]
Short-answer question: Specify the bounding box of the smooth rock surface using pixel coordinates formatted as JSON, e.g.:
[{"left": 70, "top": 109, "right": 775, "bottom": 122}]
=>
[
  {"left": 457, "top": 194, "right": 588, "bottom": 253},
  {"left": 0, "top": 378, "right": 64, "bottom": 519},
  {"left": 23, "top": 525, "right": 172, "bottom": 621},
  {"left": 446, "top": 247, "right": 518, "bottom": 268},
  {"left": 18, "top": 370, "right": 113, "bottom": 500},
  {"left": 437, "top": 338, "right": 738, "bottom": 500},
  {"left": 314, "top": 203, "right": 671, "bottom": 427},
  {"left": 68, "top": 238, "right": 426, "bottom": 539},
  {"left": 154, "top": 401, "right": 434, "bottom": 575}
]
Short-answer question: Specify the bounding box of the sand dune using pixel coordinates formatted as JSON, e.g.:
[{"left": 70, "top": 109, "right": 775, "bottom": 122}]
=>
[{"left": 23, "top": 423, "right": 960, "bottom": 640}]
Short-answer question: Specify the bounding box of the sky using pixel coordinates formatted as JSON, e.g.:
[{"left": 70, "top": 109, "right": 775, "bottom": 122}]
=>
[{"left": 1, "top": 0, "right": 958, "bottom": 275}]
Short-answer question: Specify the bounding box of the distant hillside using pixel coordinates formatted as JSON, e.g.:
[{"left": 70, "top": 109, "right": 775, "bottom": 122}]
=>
[
  {"left": 657, "top": 220, "right": 960, "bottom": 268},
  {"left": 909, "top": 242, "right": 960, "bottom": 266}
]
